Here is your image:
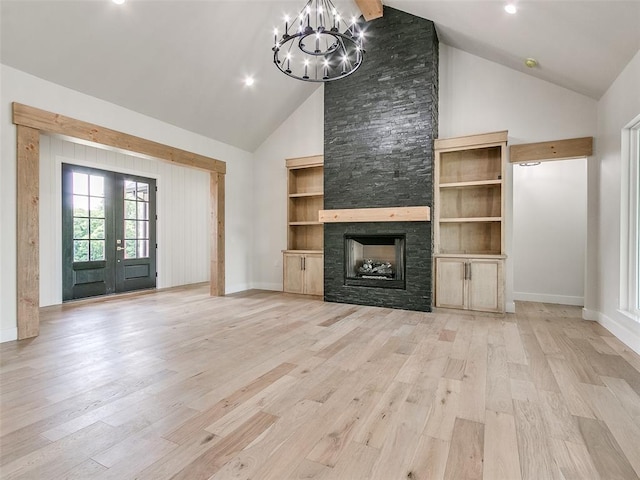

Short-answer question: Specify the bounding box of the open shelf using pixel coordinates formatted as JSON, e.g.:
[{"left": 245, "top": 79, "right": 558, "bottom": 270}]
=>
[
  {"left": 288, "top": 224, "right": 323, "bottom": 251},
  {"left": 286, "top": 157, "right": 324, "bottom": 252},
  {"left": 439, "top": 179, "right": 502, "bottom": 188},
  {"left": 439, "top": 146, "right": 502, "bottom": 184},
  {"left": 439, "top": 221, "right": 502, "bottom": 256},
  {"left": 289, "top": 192, "right": 323, "bottom": 198},
  {"left": 288, "top": 165, "right": 323, "bottom": 196},
  {"left": 289, "top": 195, "right": 324, "bottom": 223},
  {"left": 439, "top": 183, "right": 502, "bottom": 219}
]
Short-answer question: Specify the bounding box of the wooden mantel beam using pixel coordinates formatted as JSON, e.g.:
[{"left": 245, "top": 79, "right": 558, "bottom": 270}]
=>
[
  {"left": 355, "top": 0, "right": 383, "bottom": 21},
  {"left": 319, "top": 206, "right": 430, "bottom": 223}
]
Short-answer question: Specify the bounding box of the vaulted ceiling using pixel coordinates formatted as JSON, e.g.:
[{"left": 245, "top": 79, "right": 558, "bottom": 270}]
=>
[{"left": 2, "top": 1, "right": 639, "bottom": 152}]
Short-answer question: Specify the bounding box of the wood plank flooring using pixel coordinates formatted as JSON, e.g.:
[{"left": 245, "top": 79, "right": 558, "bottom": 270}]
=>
[{"left": 2, "top": 285, "right": 640, "bottom": 479}]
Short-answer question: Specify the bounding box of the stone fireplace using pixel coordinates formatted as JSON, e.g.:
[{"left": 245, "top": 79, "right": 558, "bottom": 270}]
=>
[{"left": 323, "top": 7, "right": 438, "bottom": 312}]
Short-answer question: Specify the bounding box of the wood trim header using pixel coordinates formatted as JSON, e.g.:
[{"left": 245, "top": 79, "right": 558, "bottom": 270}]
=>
[
  {"left": 355, "top": 0, "right": 384, "bottom": 21},
  {"left": 435, "top": 130, "right": 508, "bottom": 151},
  {"left": 319, "top": 206, "right": 430, "bottom": 223},
  {"left": 285, "top": 155, "right": 323, "bottom": 169},
  {"left": 12, "top": 103, "right": 226, "bottom": 174},
  {"left": 510, "top": 137, "right": 593, "bottom": 163}
]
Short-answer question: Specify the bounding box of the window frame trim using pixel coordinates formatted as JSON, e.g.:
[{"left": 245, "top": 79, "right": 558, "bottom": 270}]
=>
[{"left": 620, "top": 114, "right": 640, "bottom": 321}]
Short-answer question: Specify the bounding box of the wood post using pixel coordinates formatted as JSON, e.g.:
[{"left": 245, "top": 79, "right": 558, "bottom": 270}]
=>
[
  {"left": 16, "top": 125, "right": 40, "bottom": 339},
  {"left": 211, "top": 172, "right": 225, "bottom": 296}
]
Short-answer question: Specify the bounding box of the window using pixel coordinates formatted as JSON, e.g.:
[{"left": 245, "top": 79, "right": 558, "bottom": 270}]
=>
[{"left": 621, "top": 114, "right": 640, "bottom": 320}]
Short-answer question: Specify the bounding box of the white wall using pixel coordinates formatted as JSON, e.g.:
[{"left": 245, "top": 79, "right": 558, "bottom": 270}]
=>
[
  {"left": 439, "top": 44, "right": 598, "bottom": 312},
  {"left": 512, "top": 159, "right": 587, "bottom": 305},
  {"left": 588, "top": 49, "right": 640, "bottom": 353},
  {"left": 39, "top": 135, "right": 211, "bottom": 306},
  {"left": 0, "top": 64, "right": 254, "bottom": 342},
  {"left": 251, "top": 86, "right": 324, "bottom": 290}
]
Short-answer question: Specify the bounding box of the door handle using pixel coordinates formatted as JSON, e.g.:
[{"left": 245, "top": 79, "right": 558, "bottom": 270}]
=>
[{"left": 117, "top": 246, "right": 125, "bottom": 251}]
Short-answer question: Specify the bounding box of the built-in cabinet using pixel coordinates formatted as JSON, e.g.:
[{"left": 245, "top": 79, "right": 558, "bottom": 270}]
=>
[
  {"left": 283, "top": 252, "right": 323, "bottom": 295},
  {"left": 283, "top": 155, "right": 324, "bottom": 295},
  {"left": 434, "top": 131, "right": 507, "bottom": 313}
]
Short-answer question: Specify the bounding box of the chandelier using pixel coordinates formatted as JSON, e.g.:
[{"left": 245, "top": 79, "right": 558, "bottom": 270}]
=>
[{"left": 272, "top": 0, "right": 365, "bottom": 82}]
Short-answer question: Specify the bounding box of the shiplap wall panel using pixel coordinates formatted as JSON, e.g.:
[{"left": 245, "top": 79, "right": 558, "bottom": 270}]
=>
[{"left": 39, "top": 135, "right": 210, "bottom": 306}]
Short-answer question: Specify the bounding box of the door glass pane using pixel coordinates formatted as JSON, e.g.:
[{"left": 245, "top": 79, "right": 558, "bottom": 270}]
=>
[
  {"left": 72, "top": 173, "right": 89, "bottom": 195},
  {"left": 124, "top": 220, "right": 136, "bottom": 239},
  {"left": 136, "top": 182, "right": 149, "bottom": 201},
  {"left": 90, "top": 240, "right": 105, "bottom": 261},
  {"left": 89, "top": 197, "right": 105, "bottom": 217},
  {"left": 137, "top": 220, "right": 149, "bottom": 239},
  {"left": 124, "top": 180, "right": 137, "bottom": 200},
  {"left": 89, "top": 175, "right": 105, "bottom": 197},
  {"left": 124, "top": 200, "right": 137, "bottom": 219},
  {"left": 137, "top": 202, "right": 149, "bottom": 220},
  {"left": 73, "top": 218, "right": 89, "bottom": 239},
  {"left": 125, "top": 240, "right": 137, "bottom": 259},
  {"left": 137, "top": 240, "right": 149, "bottom": 258},
  {"left": 74, "top": 240, "right": 89, "bottom": 262},
  {"left": 73, "top": 195, "right": 89, "bottom": 217},
  {"left": 90, "top": 218, "right": 105, "bottom": 239}
]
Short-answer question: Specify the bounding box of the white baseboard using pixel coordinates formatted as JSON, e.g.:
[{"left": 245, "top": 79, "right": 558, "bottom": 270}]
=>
[
  {"left": 225, "top": 283, "right": 252, "bottom": 295},
  {"left": 581, "top": 308, "right": 599, "bottom": 321},
  {"left": 513, "top": 292, "right": 584, "bottom": 306},
  {"left": 250, "top": 282, "right": 283, "bottom": 292},
  {"left": 1, "top": 328, "right": 18, "bottom": 343},
  {"left": 582, "top": 309, "right": 640, "bottom": 355}
]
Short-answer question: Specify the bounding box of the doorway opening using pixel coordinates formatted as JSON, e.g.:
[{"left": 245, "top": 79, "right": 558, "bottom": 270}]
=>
[{"left": 62, "top": 164, "right": 157, "bottom": 300}]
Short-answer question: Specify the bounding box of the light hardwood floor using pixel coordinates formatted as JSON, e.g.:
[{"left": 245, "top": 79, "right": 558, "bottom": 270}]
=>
[{"left": 1, "top": 285, "right": 640, "bottom": 480}]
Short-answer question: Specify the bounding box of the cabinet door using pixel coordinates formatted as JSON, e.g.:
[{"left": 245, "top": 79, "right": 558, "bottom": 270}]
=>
[
  {"left": 435, "top": 258, "right": 466, "bottom": 309},
  {"left": 283, "top": 254, "right": 304, "bottom": 294},
  {"left": 303, "top": 254, "right": 324, "bottom": 296},
  {"left": 468, "top": 259, "right": 503, "bottom": 312}
]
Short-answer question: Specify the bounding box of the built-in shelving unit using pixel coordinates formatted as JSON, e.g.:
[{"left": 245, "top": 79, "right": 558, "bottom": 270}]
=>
[
  {"left": 283, "top": 155, "right": 324, "bottom": 295},
  {"left": 434, "top": 131, "right": 507, "bottom": 312}
]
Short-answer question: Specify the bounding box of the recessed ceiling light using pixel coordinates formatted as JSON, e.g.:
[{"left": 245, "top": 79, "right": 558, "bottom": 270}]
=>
[
  {"left": 112, "top": 0, "right": 125, "bottom": 4},
  {"left": 504, "top": 3, "right": 517, "bottom": 14},
  {"left": 244, "top": 76, "right": 255, "bottom": 87}
]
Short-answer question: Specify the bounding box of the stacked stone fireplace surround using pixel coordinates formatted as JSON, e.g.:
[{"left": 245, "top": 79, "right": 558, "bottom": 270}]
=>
[{"left": 323, "top": 7, "right": 438, "bottom": 312}]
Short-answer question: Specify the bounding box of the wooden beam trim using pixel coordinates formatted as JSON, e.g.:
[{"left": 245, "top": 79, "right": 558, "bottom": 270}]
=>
[
  {"left": 435, "top": 131, "right": 508, "bottom": 151},
  {"left": 13, "top": 104, "right": 227, "bottom": 340},
  {"left": 354, "top": 0, "right": 383, "bottom": 21},
  {"left": 285, "top": 155, "right": 323, "bottom": 169},
  {"left": 510, "top": 137, "right": 593, "bottom": 164},
  {"left": 16, "top": 126, "right": 40, "bottom": 339},
  {"left": 319, "top": 206, "right": 430, "bottom": 223},
  {"left": 13, "top": 103, "right": 226, "bottom": 174}
]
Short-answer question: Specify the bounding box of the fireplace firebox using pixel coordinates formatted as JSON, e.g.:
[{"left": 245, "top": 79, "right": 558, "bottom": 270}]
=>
[{"left": 344, "top": 234, "right": 406, "bottom": 289}]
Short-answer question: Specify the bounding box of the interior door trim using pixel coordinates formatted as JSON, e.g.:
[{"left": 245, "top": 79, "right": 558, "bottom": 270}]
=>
[{"left": 13, "top": 102, "right": 226, "bottom": 339}]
